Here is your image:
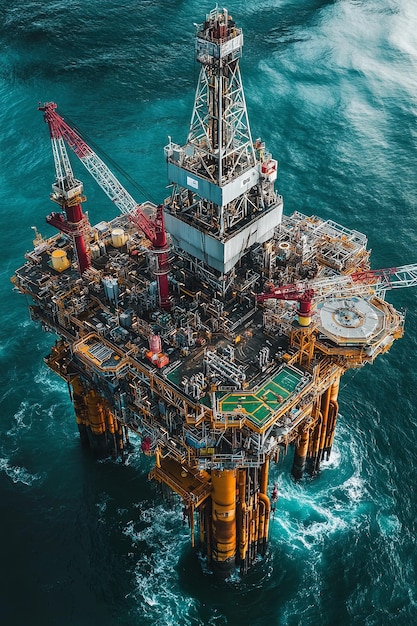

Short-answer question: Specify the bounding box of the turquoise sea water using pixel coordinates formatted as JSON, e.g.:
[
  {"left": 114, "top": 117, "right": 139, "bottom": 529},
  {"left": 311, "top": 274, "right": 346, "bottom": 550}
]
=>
[{"left": 1, "top": 1, "right": 417, "bottom": 624}]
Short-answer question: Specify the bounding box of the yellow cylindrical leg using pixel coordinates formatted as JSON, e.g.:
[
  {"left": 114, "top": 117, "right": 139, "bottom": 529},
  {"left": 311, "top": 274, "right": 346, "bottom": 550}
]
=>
[
  {"left": 211, "top": 469, "right": 237, "bottom": 577},
  {"left": 292, "top": 429, "right": 309, "bottom": 479}
]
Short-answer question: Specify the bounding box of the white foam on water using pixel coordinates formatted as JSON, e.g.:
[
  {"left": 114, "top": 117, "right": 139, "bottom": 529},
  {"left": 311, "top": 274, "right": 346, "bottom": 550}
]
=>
[
  {"left": 6, "top": 400, "right": 41, "bottom": 437},
  {"left": 269, "top": 415, "right": 372, "bottom": 559},
  {"left": 320, "top": 442, "right": 341, "bottom": 470},
  {"left": 0, "top": 456, "right": 43, "bottom": 486},
  {"left": 122, "top": 501, "right": 200, "bottom": 625},
  {"left": 388, "top": 1, "right": 417, "bottom": 76},
  {"left": 377, "top": 511, "right": 402, "bottom": 537},
  {"left": 95, "top": 492, "right": 111, "bottom": 522},
  {"left": 272, "top": 483, "right": 349, "bottom": 552},
  {"left": 34, "top": 366, "right": 69, "bottom": 397},
  {"left": 18, "top": 317, "right": 32, "bottom": 329}
]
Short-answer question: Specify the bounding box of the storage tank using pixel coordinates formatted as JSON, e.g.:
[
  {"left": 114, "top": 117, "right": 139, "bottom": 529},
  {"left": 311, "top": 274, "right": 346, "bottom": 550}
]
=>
[
  {"left": 120, "top": 311, "right": 132, "bottom": 329},
  {"left": 278, "top": 241, "right": 292, "bottom": 260},
  {"left": 90, "top": 244, "right": 100, "bottom": 259},
  {"left": 111, "top": 228, "right": 126, "bottom": 248},
  {"left": 51, "top": 249, "right": 70, "bottom": 272},
  {"left": 102, "top": 277, "right": 119, "bottom": 303},
  {"left": 149, "top": 334, "right": 162, "bottom": 354}
]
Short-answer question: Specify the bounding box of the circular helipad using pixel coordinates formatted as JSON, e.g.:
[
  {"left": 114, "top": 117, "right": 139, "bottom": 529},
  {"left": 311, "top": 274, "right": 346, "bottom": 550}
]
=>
[{"left": 317, "top": 297, "right": 383, "bottom": 344}]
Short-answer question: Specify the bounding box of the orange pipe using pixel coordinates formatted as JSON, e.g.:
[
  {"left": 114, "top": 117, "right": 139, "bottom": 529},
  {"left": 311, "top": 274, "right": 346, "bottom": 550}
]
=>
[
  {"left": 260, "top": 457, "right": 269, "bottom": 495},
  {"left": 330, "top": 377, "right": 340, "bottom": 403},
  {"left": 258, "top": 498, "right": 265, "bottom": 545},
  {"left": 239, "top": 506, "right": 248, "bottom": 562},
  {"left": 319, "top": 387, "right": 331, "bottom": 453},
  {"left": 326, "top": 400, "right": 339, "bottom": 450},
  {"left": 238, "top": 468, "right": 246, "bottom": 504},
  {"left": 258, "top": 492, "right": 271, "bottom": 541}
]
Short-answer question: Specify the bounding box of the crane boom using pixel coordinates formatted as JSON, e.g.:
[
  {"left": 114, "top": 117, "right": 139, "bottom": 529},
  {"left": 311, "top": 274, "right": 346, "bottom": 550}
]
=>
[
  {"left": 39, "top": 102, "right": 163, "bottom": 245},
  {"left": 39, "top": 102, "right": 170, "bottom": 308},
  {"left": 350, "top": 264, "right": 417, "bottom": 291},
  {"left": 257, "top": 264, "right": 417, "bottom": 304}
]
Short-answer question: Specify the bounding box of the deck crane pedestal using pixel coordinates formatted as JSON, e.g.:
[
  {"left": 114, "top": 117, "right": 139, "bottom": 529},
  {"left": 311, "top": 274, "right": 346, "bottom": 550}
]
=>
[{"left": 38, "top": 102, "right": 91, "bottom": 274}]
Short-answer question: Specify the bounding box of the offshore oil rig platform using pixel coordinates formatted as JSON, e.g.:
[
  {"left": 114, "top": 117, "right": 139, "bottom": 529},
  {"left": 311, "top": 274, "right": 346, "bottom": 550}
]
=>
[{"left": 12, "top": 7, "right": 417, "bottom": 577}]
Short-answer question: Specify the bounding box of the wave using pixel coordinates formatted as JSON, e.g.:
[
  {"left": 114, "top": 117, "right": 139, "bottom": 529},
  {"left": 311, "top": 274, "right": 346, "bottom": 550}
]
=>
[
  {"left": 33, "top": 365, "right": 68, "bottom": 397},
  {"left": 0, "top": 456, "right": 43, "bottom": 486},
  {"left": 123, "top": 502, "right": 199, "bottom": 625},
  {"left": 6, "top": 400, "right": 38, "bottom": 436}
]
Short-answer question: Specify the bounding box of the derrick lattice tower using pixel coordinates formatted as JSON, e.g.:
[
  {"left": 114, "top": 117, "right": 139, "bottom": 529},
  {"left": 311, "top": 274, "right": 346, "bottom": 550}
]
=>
[{"left": 164, "top": 7, "right": 282, "bottom": 284}]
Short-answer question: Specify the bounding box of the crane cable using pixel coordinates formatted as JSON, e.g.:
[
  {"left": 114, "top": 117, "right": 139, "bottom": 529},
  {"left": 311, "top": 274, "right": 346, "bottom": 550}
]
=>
[{"left": 64, "top": 114, "right": 159, "bottom": 206}]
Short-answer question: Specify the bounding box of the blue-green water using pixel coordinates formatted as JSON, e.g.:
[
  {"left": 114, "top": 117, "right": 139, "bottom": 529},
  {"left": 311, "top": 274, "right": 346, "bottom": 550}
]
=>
[{"left": 1, "top": 1, "right": 417, "bottom": 624}]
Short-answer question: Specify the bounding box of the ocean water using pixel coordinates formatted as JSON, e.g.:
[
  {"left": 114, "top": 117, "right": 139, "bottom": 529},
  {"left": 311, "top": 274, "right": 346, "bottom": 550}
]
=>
[{"left": 1, "top": 1, "right": 417, "bottom": 624}]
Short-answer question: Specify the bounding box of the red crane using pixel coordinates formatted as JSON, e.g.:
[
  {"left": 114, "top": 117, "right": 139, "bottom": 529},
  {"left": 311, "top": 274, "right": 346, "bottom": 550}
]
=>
[
  {"left": 39, "top": 102, "right": 170, "bottom": 309},
  {"left": 38, "top": 103, "right": 91, "bottom": 273},
  {"left": 256, "top": 264, "right": 417, "bottom": 326}
]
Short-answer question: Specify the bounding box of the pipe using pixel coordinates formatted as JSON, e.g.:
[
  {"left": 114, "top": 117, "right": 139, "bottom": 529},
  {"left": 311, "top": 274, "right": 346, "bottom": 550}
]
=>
[
  {"left": 257, "top": 498, "right": 265, "bottom": 556},
  {"left": 258, "top": 491, "right": 271, "bottom": 545},
  {"left": 238, "top": 468, "right": 246, "bottom": 504},
  {"left": 324, "top": 400, "right": 339, "bottom": 458},
  {"left": 292, "top": 429, "right": 309, "bottom": 479},
  {"left": 319, "top": 389, "right": 331, "bottom": 461},
  {"left": 239, "top": 505, "right": 248, "bottom": 563},
  {"left": 190, "top": 505, "right": 195, "bottom": 548},
  {"left": 330, "top": 377, "right": 340, "bottom": 403},
  {"left": 205, "top": 501, "right": 212, "bottom": 563},
  {"left": 260, "top": 457, "right": 269, "bottom": 495},
  {"left": 307, "top": 411, "right": 323, "bottom": 476},
  {"left": 199, "top": 504, "right": 206, "bottom": 548}
]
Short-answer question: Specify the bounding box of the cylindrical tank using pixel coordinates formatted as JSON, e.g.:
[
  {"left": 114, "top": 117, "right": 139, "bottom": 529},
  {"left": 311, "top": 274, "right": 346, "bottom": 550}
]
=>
[
  {"left": 298, "top": 299, "right": 312, "bottom": 327},
  {"left": 102, "top": 277, "right": 119, "bottom": 303},
  {"left": 120, "top": 311, "right": 132, "bottom": 329},
  {"left": 111, "top": 228, "right": 125, "bottom": 248},
  {"left": 90, "top": 243, "right": 101, "bottom": 259},
  {"left": 51, "top": 249, "right": 70, "bottom": 272},
  {"left": 111, "top": 278, "right": 119, "bottom": 302},
  {"left": 106, "top": 280, "right": 114, "bottom": 302},
  {"left": 277, "top": 241, "right": 291, "bottom": 260},
  {"left": 149, "top": 334, "right": 162, "bottom": 354}
]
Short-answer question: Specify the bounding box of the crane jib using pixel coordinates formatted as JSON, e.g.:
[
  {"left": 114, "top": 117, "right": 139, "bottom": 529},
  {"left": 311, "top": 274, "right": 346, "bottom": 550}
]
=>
[{"left": 257, "top": 264, "right": 417, "bottom": 303}]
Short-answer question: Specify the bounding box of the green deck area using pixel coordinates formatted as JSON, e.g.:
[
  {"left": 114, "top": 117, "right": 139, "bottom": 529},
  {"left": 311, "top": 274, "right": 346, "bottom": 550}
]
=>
[{"left": 219, "top": 366, "right": 302, "bottom": 427}]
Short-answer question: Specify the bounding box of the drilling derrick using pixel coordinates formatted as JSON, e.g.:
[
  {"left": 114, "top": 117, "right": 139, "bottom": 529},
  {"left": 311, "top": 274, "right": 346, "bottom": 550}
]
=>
[
  {"left": 164, "top": 6, "right": 282, "bottom": 283},
  {"left": 11, "top": 6, "right": 417, "bottom": 580}
]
